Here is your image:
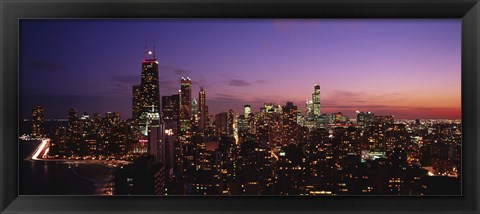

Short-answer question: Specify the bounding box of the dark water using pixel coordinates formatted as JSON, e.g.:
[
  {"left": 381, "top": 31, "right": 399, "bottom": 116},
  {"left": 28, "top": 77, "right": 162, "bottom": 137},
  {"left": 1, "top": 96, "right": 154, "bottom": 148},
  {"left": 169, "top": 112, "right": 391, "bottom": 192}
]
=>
[{"left": 19, "top": 141, "right": 102, "bottom": 195}]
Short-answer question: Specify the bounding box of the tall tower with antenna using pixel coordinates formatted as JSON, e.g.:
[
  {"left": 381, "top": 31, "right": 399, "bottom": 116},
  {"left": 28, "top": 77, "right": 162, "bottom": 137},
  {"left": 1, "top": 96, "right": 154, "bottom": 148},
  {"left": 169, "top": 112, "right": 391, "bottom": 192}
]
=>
[{"left": 132, "top": 35, "right": 162, "bottom": 160}]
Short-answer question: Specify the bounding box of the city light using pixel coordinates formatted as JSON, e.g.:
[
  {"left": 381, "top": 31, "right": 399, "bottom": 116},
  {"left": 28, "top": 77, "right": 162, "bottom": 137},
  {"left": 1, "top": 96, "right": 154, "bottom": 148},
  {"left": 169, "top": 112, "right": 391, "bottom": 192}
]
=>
[{"left": 20, "top": 21, "right": 461, "bottom": 196}]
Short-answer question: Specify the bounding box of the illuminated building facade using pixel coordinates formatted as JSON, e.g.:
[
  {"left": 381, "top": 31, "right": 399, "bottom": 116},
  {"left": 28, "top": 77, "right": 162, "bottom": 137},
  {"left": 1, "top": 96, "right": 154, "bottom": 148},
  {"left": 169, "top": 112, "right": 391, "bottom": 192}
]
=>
[
  {"left": 146, "top": 107, "right": 165, "bottom": 164},
  {"left": 312, "top": 84, "right": 321, "bottom": 116},
  {"left": 227, "top": 109, "right": 234, "bottom": 137},
  {"left": 199, "top": 88, "right": 207, "bottom": 132},
  {"left": 305, "top": 100, "right": 314, "bottom": 119},
  {"left": 32, "top": 105, "right": 44, "bottom": 137},
  {"left": 282, "top": 102, "right": 298, "bottom": 144},
  {"left": 179, "top": 77, "right": 192, "bottom": 136},
  {"left": 356, "top": 111, "right": 375, "bottom": 126},
  {"left": 192, "top": 98, "right": 199, "bottom": 126},
  {"left": 132, "top": 85, "right": 142, "bottom": 121},
  {"left": 36, "top": 75, "right": 461, "bottom": 196},
  {"left": 179, "top": 78, "right": 192, "bottom": 120},
  {"left": 132, "top": 41, "right": 160, "bottom": 137},
  {"left": 26, "top": 42, "right": 461, "bottom": 197},
  {"left": 244, "top": 105, "right": 251, "bottom": 118}
]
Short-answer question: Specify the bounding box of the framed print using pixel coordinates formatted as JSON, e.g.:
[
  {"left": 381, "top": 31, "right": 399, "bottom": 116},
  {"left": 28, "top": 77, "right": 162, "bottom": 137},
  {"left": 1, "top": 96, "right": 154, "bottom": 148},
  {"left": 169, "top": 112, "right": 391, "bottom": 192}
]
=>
[{"left": 1, "top": 0, "right": 479, "bottom": 213}]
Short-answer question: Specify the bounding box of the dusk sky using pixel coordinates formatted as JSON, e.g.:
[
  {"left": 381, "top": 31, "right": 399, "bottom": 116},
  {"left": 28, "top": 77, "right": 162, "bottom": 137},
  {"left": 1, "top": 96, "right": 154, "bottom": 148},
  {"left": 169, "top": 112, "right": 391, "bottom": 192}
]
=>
[{"left": 20, "top": 19, "right": 461, "bottom": 120}]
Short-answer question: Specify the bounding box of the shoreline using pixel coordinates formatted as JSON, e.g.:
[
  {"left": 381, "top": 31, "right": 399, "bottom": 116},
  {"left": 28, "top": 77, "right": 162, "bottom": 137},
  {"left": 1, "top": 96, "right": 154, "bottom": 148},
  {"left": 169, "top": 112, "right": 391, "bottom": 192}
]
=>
[{"left": 24, "top": 140, "right": 125, "bottom": 195}]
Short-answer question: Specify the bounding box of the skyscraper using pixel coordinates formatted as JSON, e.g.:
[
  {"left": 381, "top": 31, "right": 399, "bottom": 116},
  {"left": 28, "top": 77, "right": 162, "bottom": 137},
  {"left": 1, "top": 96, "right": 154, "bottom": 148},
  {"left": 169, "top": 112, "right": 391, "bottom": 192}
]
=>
[
  {"left": 191, "top": 98, "right": 199, "bottom": 126},
  {"left": 178, "top": 77, "right": 193, "bottom": 174},
  {"left": 132, "top": 85, "right": 142, "bottom": 121},
  {"left": 161, "top": 95, "right": 173, "bottom": 121},
  {"left": 215, "top": 112, "right": 228, "bottom": 137},
  {"left": 130, "top": 39, "right": 164, "bottom": 158},
  {"left": 312, "top": 84, "right": 321, "bottom": 116},
  {"left": 282, "top": 102, "right": 298, "bottom": 144},
  {"left": 199, "top": 88, "right": 206, "bottom": 131},
  {"left": 192, "top": 99, "right": 199, "bottom": 115},
  {"left": 67, "top": 108, "right": 82, "bottom": 154},
  {"left": 179, "top": 77, "right": 192, "bottom": 120},
  {"left": 179, "top": 77, "right": 192, "bottom": 134},
  {"left": 32, "top": 105, "right": 44, "bottom": 137},
  {"left": 227, "top": 109, "right": 234, "bottom": 137},
  {"left": 132, "top": 40, "right": 161, "bottom": 136},
  {"left": 244, "top": 105, "right": 251, "bottom": 118},
  {"left": 105, "top": 112, "right": 121, "bottom": 127},
  {"left": 162, "top": 94, "right": 180, "bottom": 121},
  {"left": 305, "top": 100, "right": 314, "bottom": 119},
  {"left": 147, "top": 107, "right": 165, "bottom": 164},
  {"left": 171, "top": 94, "right": 180, "bottom": 121}
]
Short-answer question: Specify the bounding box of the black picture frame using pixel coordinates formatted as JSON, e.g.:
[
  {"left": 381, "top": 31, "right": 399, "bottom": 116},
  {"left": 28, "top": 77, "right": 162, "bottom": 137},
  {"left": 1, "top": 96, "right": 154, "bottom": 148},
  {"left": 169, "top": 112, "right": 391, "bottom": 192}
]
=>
[{"left": 1, "top": 0, "right": 479, "bottom": 213}]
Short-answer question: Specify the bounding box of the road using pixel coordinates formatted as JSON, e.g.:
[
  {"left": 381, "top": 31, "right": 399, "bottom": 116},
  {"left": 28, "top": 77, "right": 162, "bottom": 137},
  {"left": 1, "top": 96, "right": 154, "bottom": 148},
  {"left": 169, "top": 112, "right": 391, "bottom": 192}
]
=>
[{"left": 30, "top": 138, "right": 131, "bottom": 166}]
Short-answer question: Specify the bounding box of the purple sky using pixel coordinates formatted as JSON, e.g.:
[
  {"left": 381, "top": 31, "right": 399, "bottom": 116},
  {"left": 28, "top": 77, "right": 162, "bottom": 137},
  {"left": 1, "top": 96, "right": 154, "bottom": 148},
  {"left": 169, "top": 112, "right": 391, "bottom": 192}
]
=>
[{"left": 20, "top": 19, "right": 461, "bottom": 120}]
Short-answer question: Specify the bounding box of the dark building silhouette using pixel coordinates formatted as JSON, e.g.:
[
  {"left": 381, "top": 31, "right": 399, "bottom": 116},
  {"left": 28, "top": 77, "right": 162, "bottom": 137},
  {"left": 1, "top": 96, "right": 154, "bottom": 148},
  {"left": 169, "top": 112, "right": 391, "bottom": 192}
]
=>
[
  {"left": 215, "top": 112, "right": 228, "bottom": 137},
  {"left": 162, "top": 94, "right": 180, "bottom": 121},
  {"left": 113, "top": 155, "right": 166, "bottom": 195}
]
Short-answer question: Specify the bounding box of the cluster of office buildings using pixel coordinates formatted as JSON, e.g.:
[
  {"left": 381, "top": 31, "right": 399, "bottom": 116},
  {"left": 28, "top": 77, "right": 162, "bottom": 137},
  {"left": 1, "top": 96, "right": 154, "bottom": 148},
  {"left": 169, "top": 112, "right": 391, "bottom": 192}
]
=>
[{"left": 29, "top": 45, "right": 461, "bottom": 195}]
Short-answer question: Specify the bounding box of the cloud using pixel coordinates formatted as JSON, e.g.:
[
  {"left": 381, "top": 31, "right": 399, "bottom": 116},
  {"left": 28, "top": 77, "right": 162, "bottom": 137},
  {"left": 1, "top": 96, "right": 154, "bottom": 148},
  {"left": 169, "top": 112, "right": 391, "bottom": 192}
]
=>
[
  {"left": 331, "top": 90, "right": 364, "bottom": 99},
  {"left": 158, "top": 65, "right": 192, "bottom": 77},
  {"left": 321, "top": 104, "right": 391, "bottom": 109},
  {"left": 212, "top": 93, "right": 243, "bottom": 102},
  {"left": 229, "top": 79, "right": 251, "bottom": 87},
  {"left": 30, "top": 61, "right": 69, "bottom": 72},
  {"left": 321, "top": 90, "right": 365, "bottom": 106},
  {"left": 323, "top": 90, "right": 405, "bottom": 106},
  {"left": 255, "top": 80, "right": 267, "bottom": 84}
]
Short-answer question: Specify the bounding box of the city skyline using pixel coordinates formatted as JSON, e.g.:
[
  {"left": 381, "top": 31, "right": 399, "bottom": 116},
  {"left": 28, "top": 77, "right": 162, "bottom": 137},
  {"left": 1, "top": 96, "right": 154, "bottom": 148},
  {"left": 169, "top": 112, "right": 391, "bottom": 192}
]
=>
[
  {"left": 19, "top": 19, "right": 462, "bottom": 196},
  {"left": 20, "top": 19, "right": 461, "bottom": 120}
]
